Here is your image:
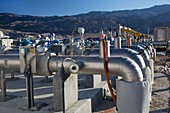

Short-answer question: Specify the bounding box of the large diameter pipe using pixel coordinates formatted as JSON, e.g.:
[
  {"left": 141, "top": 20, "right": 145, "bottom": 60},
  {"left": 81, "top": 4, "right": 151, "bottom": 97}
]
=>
[
  {"left": 85, "top": 48, "right": 150, "bottom": 82},
  {"left": 130, "top": 45, "right": 150, "bottom": 65},
  {"left": 0, "top": 55, "right": 20, "bottom": 72},
  {"left": 84, "top": 48, "right": 146, "bottom": 69},
  {"left": 131, "top": 45, "right": 154, "bottom": 83},
  {"left": 35, "top": 52, "right": 56, "bottom": 76},
  {"left": 48, "top": 56, "right": 143, "bottom": 82}
]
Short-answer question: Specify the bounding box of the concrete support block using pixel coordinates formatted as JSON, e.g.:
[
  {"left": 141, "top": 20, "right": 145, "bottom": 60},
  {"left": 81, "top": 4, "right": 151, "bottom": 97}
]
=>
[
  {"left": 0, "top": 70, "right": 6, "bottom": 97},
  {"left": 53, "top": 72, "right": 78, "bottom": 112},
  {"left": 143, "top": 66, "right": 152, "bottom": 101},
  {"left": 86, "top": 74, "right": 101, "bottom": 88},
  {"left": 0, "top": 70, "right": 16, "bottom": 102},
  {"left": 79, "top": 88, "right": 102, "bottom": 111},
  {"left": 79, "top": 81, "right": 108, "bottom": 111},
  {"left": 116, "top": 79, "right": 150, "bottom": 113},
  {"left": 64, "top": 74, "right": 78, "bottom": 109},
  {"left": 66, "top": 99, "right": 92, "bottom": 113},
  {"left": 150, "top": 59, "right": 154, "bottom": 84}
]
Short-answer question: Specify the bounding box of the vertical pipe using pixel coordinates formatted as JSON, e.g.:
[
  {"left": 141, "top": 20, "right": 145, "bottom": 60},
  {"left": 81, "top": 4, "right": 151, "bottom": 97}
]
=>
[
  {"left": 118, "top": 24, "right": 122, "bottom": 49},
  {"left": 30, "top": 75, "right": 34, "bottom": 107},
  {"left": 127, "top": 36, "right": 131, "bottom": 48},
  {"left": 0, "top": 70, "right": 6, "bottom": 97},
  {"left": 114, "top": 37, "right": 118, "bottom": 48},
  {"left": 102, "top": 39, "right": 117, "bottom": 105},
  {"left": 26, "top": 74, "right": 34, "bottom": 109},
  {"left": 100, "top": 41, "right": 103, "bottom": 58},
  {"left": 118, "top": 37, "right": 122, "bottom": 49},
  {"left": 11, "top": 71, "right": 15, "bottom": 79},
  {"left": 106, "top": 41, "right": 110, "bottom": 57}
]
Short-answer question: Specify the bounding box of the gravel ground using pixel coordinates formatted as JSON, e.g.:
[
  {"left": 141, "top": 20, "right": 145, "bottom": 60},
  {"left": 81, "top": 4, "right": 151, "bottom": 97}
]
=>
[
  {"left": 150, "top": 54, "right": 170, "bottom": 113},
  {"left": 0, "top": 53, "right": 169, "bottom": 113},
  {"left": 94, "top": 53, "right": 170, "bottom": 113}
]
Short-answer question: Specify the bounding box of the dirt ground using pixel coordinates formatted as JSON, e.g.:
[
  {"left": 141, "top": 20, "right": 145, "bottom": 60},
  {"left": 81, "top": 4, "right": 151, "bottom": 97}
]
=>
[
  {"left": 95, "top": 53, "right": 170, "bottom": 113},
  {"left": 150, "top": 53, "right": 170, "bottom": 113},
  {"left": 0, "top": 53, "right": 169, "bottom": 113}
]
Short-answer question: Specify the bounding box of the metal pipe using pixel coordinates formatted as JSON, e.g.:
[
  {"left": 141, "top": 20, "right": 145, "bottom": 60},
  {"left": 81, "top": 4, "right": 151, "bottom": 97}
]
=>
[
  {"left": 99, "top": 40, "right": 110, "bottom": 58},
  {"left": 48, "top": 56, "right": 143, "bottom": 82},
  {"left": 127, "top": 36, "right": 131, "bottom": 48},
  {"left": 84, "top": 48, "right": 146, "bottom": 69},
  {"left": 0, "top": 70, "right": 6, "bottom": 97},
  {"left": 84, "top": 48, "right": 149, "bottom": 81},
  {"left": 131, "top": 45, "right": 154, "bottom": 83},
  {"left": 114, "top": 37, "right": 121, "bottom": 49},
  {"left": 0, "top": 55, "right": 20, "bottom": 72},
  {"left": 35, "top": 52, "right": 55, "bottom": 76},
  {"left": 130, "top": 45, "right": 150, "bottom": 66}
]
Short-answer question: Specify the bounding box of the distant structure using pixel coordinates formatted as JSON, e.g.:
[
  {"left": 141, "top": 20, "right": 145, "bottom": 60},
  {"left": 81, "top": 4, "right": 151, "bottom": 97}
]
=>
[
  {"left": 0, "top": 31, "right": 4, "bottom": 38},
  {"left": 153, "top": 27, "right": 170, "bottom": 50}
]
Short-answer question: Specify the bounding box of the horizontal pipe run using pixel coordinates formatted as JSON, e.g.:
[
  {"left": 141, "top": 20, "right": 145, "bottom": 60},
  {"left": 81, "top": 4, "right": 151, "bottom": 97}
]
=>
[
  {"left": 0, "top": 55, "right": 20, "bottom": 72},
  {"left": 48, "top": 56, "right": 143, "bottom": 82},
  {"left": 84, "top": 48, "right": 146, "bottom": 69}
]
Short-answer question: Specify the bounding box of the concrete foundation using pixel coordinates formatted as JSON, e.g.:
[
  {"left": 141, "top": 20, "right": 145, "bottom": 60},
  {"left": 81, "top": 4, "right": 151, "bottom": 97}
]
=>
[
  {"left": 79, "top": 81, "right": 109, "bottom": 111},
  {"left": 0, "top": 70, "right": 16, "bottom": 102},
  {"left": 116, "top": 79, "right": 150, "bottom": 113},
  {"left": 150, "top": 59, "right": 154, "bottom": 84},
  {"left": 53, "top": 72, "right": 78, "bottom": 112},
  {"left": 65, "top": 99, "right": 91, "bottom": 113},
  {"left": 53, "top": 69, "right": 92, "bottom": 113},
  {"left": 85, "top": 74, "right": 102, "bottom": 88}
]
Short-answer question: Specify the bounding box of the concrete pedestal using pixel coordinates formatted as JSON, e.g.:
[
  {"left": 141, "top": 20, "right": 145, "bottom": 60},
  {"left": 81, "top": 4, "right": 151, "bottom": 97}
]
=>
[
  {"left": 86, "top": 74, "right": 101, "bottom": 88},
  {"left": 65, "top": 99, "right": 91, "bottom": 113},
  {"left": 53, "top": 72, "right": 78, "bottom": 112},
  {"left": 116, "top": 80, "right": 150, "bottom": 113},
  {"left": 150, "top": 59, "right": 154, "bottom": 84},
  {"left": 0, "top": 70, "right": 16, "bottom": 102}
]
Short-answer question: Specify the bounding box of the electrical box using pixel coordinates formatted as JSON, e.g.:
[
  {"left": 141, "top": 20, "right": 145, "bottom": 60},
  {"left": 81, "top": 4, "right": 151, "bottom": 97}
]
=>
[{"left": 19, "top": 46, "right": 36, "bottom": 74}]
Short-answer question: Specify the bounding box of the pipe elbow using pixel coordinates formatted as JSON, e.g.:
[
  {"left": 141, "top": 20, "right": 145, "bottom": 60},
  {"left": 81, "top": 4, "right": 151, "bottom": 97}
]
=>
[
  {"left": 113, "top": 57, "right": 143, "bottom": 82},
  {"left": 123, "top": 57, "right": 143, "bottom": 81}
]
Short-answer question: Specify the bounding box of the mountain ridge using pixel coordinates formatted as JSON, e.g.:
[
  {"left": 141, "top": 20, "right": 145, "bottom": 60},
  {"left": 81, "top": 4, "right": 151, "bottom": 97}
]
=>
[{"left": 0, "top": 4, "right": 170, "bottom": 37}]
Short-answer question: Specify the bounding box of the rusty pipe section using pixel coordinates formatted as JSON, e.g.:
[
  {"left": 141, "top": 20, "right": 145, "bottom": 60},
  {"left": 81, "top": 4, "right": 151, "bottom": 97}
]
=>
[
  {"left": 0, "top": 54, "right": 20, "bottom": 72},
  {"left": 48, "top": 56, "right": 143, "bottom": 82}
]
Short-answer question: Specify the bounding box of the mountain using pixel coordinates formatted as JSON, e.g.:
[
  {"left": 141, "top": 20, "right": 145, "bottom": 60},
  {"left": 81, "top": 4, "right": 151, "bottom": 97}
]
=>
[{"left": 0, "top": 4, "right": 170, "bottom": 37}]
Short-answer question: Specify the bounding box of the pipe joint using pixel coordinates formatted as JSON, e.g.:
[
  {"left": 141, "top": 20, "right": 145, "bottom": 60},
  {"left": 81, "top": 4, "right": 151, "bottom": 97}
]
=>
[
  {"left": 63, "top": 58, "right": 84, "bottom": 74},
  {"left": 69, "top": 61, "right": 84, "bottom": 74}
]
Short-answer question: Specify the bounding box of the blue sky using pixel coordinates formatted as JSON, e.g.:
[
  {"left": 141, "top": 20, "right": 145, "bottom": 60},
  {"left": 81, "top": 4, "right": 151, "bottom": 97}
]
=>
[{"left": 0, "top": 0, "right": 170, "bottom": 16}]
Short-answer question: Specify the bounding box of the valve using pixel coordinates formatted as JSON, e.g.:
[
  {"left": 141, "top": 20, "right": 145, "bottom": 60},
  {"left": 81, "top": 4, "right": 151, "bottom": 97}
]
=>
[{"left": 77, "top": 27, "right": 85, "bottom": 55}]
